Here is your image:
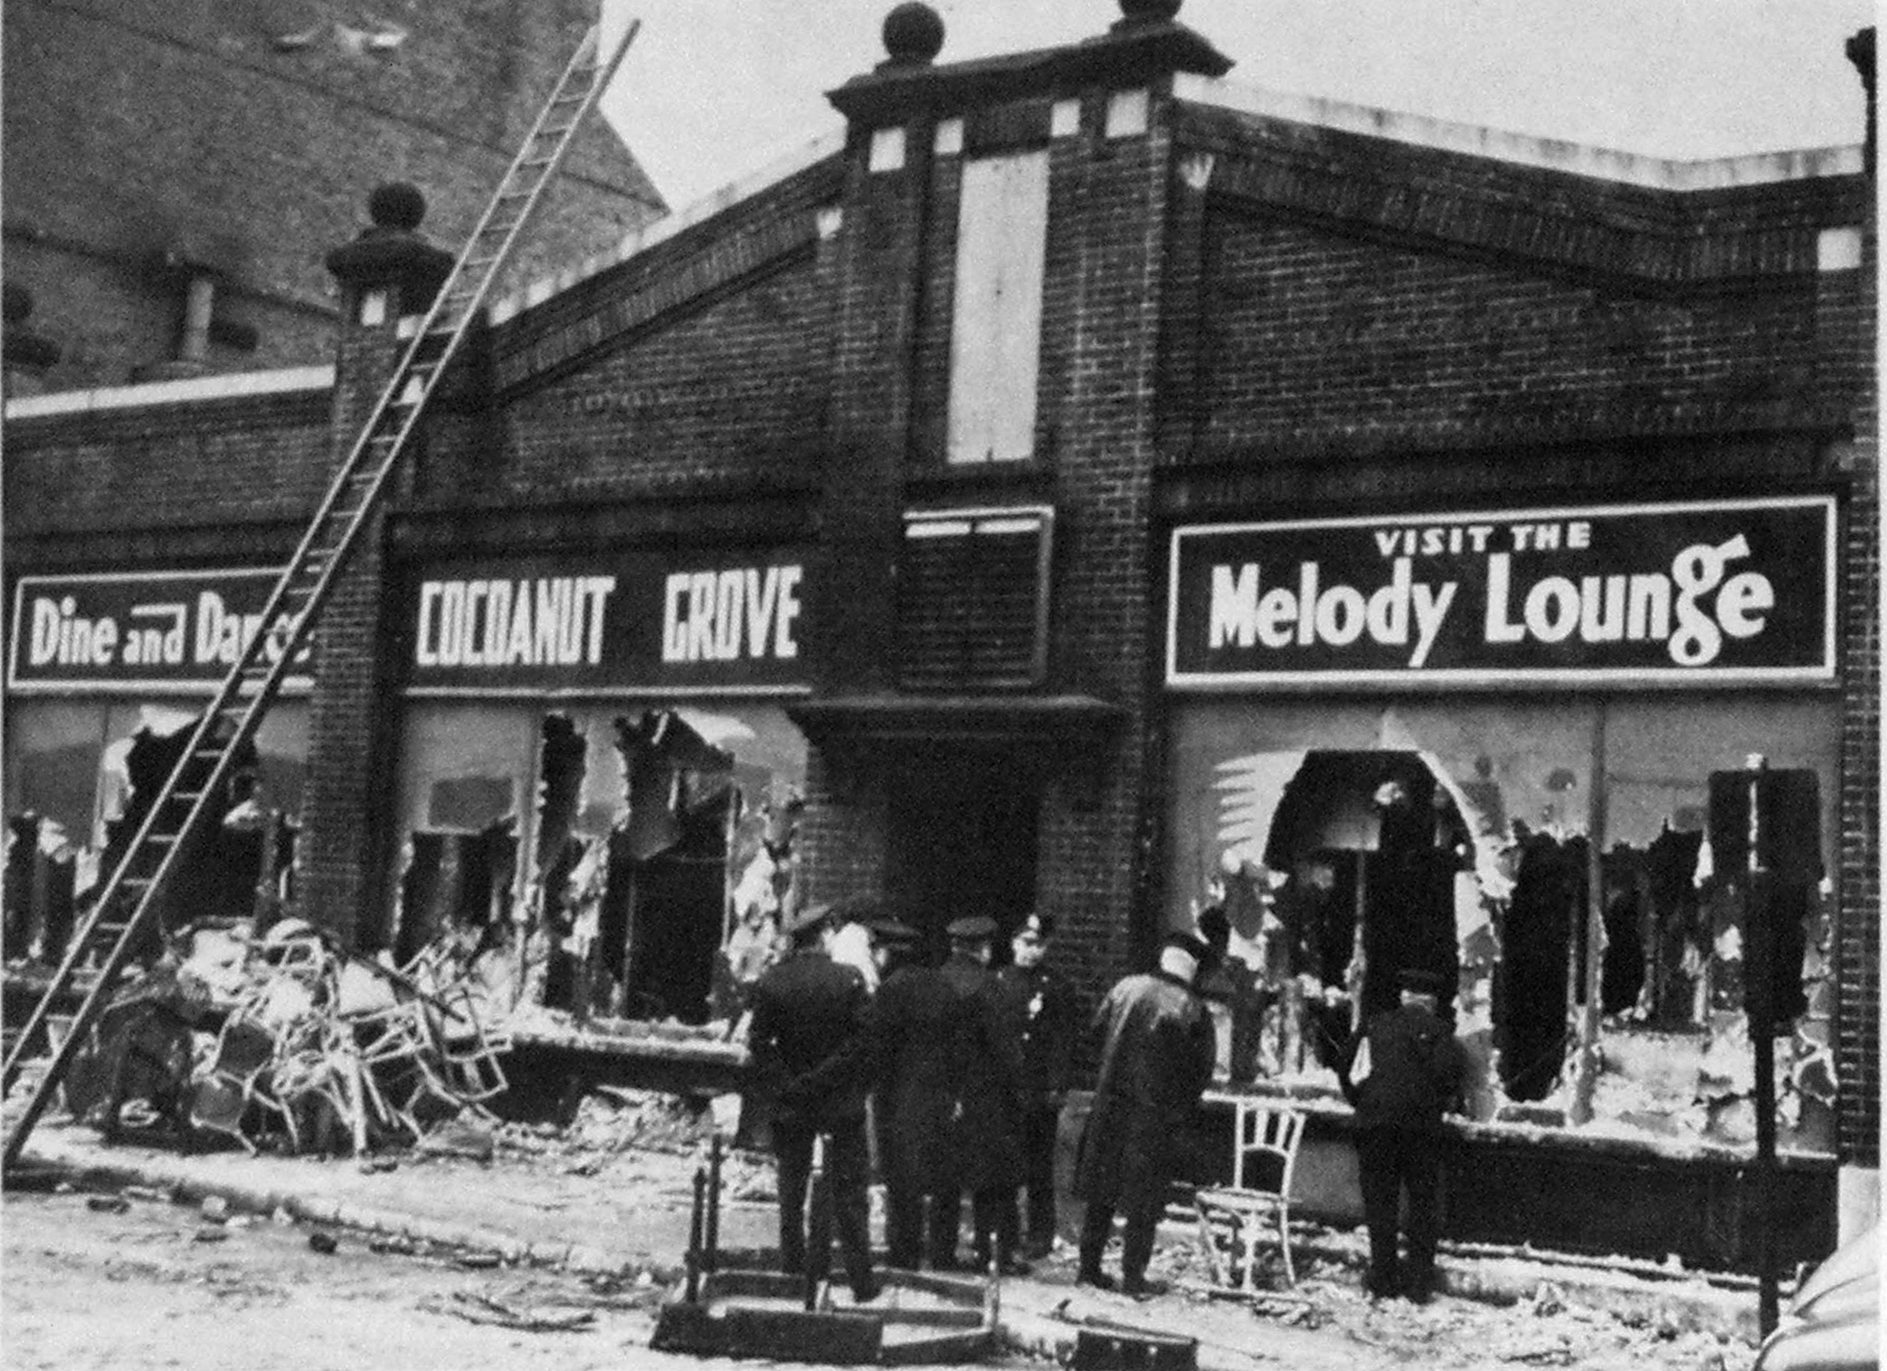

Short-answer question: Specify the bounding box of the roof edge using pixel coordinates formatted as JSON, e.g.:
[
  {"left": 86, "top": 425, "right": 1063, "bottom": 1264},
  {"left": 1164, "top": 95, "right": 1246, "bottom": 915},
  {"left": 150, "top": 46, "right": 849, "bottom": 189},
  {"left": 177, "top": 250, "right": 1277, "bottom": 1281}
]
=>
[
  {"left": 1175, "top": 74, "right": 1865, "bottom": 190},
  {"left": 4, "top": 364, "right": 335, "bottom": 422}
]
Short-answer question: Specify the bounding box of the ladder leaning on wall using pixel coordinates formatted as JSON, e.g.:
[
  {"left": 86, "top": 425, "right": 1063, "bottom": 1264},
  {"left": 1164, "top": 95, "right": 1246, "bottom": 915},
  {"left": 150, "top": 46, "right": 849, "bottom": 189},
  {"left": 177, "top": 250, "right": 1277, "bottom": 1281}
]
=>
[{"left": 0, "top": 19, "right": 642, "bottom": 1169}]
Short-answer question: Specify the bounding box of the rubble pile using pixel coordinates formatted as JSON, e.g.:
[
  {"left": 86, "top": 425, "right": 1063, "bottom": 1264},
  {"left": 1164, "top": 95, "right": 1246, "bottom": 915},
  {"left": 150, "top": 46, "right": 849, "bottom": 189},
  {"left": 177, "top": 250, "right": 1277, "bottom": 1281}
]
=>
[
  {"left": 53, "top": 920, "right": 513, "bottom": 1157},
  {"left": 493, "top": 1088, "right": 738, "bottom": 1160}
]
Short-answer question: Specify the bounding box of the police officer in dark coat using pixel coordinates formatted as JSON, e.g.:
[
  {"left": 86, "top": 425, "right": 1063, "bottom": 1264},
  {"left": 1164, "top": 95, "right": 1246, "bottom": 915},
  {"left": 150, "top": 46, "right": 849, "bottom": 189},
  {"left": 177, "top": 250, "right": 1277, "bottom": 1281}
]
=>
[
  {"left": 1073, "top": 928, "right": 1219, "bottom": 1295},
  {"left": 1337, "top": 966, "right": 1467, "bottom": 1303},
  {"left": 747, "top": 904, "right": 880, "bottom": 1304},
  {"left": 870, "top": 919, "right": 967, "bottom": 1270},
  {"left": 938, "top": 915, "right": 1027, "bottom": 1274},
  {"left": 996, "top": 912, "right": 1078, "bottom": 1261}
]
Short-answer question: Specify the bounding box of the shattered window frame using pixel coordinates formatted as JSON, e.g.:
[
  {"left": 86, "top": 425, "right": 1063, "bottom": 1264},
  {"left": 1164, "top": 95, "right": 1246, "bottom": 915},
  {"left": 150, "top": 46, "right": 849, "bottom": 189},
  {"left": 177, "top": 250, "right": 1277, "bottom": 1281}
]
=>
[
  {"left": 388, "top": 699, "right": 808, "bottom": 1035},
  {"left": 1165, "top": 694, "right": 1840, "bottom": 1150}
]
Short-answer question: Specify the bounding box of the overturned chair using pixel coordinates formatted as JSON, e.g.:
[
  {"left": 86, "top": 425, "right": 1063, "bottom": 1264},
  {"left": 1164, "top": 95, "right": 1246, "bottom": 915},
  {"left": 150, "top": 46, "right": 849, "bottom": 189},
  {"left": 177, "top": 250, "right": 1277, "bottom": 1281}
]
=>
[{"left": 1193, "top": 1095, "right": 1309, "bottom": 1290}]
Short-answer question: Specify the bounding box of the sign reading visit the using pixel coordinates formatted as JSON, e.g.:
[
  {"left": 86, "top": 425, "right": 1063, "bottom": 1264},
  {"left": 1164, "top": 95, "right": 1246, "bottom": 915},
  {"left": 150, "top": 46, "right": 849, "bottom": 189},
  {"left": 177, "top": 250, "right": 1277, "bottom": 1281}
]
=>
[
  {"left": 1167, "top": 496, "right": 1836, "bottom": 687},
  {"left": 8, "top": 569, "right": 315, "bottom": 693}
]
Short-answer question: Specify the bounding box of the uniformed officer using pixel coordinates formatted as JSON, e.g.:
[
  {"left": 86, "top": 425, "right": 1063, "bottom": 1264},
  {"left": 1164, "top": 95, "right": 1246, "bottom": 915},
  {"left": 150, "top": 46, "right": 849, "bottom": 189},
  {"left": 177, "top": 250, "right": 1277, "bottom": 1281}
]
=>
[
  {"left": 938, "top": 914, "right": 1027, "bottom": 1275},
  {"left": 746, "top": 904, "right": 880, "bottom": 1304},
  {"left": 996, "top": 912, "right": 1078, "bottom": 1260}
]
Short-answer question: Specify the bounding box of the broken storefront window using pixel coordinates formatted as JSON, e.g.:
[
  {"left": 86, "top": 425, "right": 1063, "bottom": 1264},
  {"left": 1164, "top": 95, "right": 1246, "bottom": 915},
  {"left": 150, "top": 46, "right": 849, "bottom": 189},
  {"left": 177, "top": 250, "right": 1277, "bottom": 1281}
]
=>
[
  {"left": 1174, "top": 697, "right": 1837, "bottom": 1150},
  {"left": 392, "top": 705, "right": 805, "bottom": 1034},
  {"left": 4, "top": 708, "right": 300, "bottom": 967}
]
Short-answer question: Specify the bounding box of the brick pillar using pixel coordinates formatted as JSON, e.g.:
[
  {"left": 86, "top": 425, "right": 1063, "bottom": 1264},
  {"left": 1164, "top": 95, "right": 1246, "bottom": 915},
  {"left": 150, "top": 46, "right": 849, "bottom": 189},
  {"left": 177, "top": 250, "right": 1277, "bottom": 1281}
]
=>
[
  {"left": 795, "top": 110, "right": 936, "bottom": 903},
  {"left": 1832, "top": 32, "right": 1880, "bottom": 1204},
  {"left": 1036, "top": 90, "right": 1177, "bottom": 995},
  {"left": 296, "top": 182, "right": 453, "bottom": 948}
]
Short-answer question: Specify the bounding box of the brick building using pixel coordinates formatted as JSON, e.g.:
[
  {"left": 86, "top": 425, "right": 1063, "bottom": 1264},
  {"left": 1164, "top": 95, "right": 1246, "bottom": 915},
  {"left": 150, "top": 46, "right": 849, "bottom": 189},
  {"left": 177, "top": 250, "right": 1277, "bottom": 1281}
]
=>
[
  {"left": 4, "top": 2, "right": 1876, "bottom": 1268},
  {"left": 2, "top": 0, "right": 662, "bottom": 392}
]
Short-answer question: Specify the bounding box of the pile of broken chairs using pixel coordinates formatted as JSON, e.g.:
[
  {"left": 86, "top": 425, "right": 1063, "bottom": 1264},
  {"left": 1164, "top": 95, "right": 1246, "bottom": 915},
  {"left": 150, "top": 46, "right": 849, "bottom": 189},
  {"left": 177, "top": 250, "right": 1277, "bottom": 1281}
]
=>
[{"left": 60, "top": 919, "right": 513, "bottom": 1157}]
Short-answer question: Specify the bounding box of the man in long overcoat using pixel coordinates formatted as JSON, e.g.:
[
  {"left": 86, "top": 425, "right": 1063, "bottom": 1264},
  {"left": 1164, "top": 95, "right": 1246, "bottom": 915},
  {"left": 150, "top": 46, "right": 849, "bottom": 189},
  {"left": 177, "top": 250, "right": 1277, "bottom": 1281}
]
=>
[
  {"left": 1072, "top": 929, "right": 1219, "bottom": 1295},
  {"left": 747, "top": 904, "right": 880, "bottom": 1303},
  {"left": 872, "top": 914, "right": 1023, "bottom": 1272},
  {"left": 938, "top": 915, "right": 1026, "bottom": 1274}
]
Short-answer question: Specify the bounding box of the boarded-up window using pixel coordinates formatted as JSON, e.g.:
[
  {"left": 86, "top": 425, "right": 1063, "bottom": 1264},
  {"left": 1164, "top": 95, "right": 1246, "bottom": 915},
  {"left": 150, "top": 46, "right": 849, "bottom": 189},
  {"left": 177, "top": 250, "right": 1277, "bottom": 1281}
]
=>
[
  {"left": 898, "top": 508, "right": 1052, "bottom": 689},
  {"left": 946, "top": 151, "right": 1049, "bottom": 464}
]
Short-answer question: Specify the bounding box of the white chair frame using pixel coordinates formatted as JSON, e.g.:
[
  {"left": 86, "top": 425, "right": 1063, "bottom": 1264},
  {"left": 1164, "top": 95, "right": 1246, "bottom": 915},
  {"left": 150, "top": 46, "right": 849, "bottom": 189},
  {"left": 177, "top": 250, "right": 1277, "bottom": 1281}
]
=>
[{"left": 1193, "top": 1096, "right": 1309, "bottom": 1289}]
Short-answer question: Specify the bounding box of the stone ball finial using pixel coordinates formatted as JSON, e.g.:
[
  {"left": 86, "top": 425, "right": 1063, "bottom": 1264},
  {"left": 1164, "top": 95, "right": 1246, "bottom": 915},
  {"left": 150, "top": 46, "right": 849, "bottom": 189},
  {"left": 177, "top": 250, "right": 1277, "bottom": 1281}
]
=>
[
  {"left": 1119, "top": 0, "right": 1183, "bottom": 24},
  {"left": 367, "top": 181, "right": 427, "bottom": 232},
  {"left": 882, "top": 2, "right": 944, "bottom": 65}
]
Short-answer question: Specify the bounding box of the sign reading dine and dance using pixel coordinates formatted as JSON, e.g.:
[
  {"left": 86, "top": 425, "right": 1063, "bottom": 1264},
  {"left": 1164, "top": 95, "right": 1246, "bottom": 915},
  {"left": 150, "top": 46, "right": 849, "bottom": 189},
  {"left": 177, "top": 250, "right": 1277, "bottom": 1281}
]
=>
[
  {"left": 1166, "top": 496, "right": 1837, "bottom": 687},
  {"left": 7, "top": 568, "right": 314, "bottom": 693},
  {"left": 400, "top": 549, "right": 810, "bottom": 693}
]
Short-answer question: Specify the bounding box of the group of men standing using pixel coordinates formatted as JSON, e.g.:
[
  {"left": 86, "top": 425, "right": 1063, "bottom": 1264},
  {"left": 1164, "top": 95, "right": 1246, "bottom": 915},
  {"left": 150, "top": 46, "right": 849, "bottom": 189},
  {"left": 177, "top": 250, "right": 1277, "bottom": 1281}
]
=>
[
  {"left": 746, "top": 896, "right": 1466, "bottom": 1307},
  {"left": 744, "top": 902, "right": 1079, "bottom": 1302}
]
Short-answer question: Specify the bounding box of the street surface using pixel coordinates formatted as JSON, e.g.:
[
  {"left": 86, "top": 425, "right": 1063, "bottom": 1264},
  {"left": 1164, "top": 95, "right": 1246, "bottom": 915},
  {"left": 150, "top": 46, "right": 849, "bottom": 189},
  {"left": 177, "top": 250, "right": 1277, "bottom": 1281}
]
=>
[{"left": 3, "top": 1173, "right": 1761, "bottom": 1371}]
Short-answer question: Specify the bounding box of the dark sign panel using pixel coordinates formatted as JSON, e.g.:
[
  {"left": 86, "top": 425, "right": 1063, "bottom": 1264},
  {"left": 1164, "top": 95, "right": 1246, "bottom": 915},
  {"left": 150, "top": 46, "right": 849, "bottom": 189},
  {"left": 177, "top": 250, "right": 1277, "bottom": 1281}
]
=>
[
  {"left": 1166, "top": 497, "right": 1836, "bottom": 688},
  {"left": 7, "top": 569, "right": 313, "bottom": 693},
  {"left": 399, "top": 549, "right": 811, "bottom": 694}
]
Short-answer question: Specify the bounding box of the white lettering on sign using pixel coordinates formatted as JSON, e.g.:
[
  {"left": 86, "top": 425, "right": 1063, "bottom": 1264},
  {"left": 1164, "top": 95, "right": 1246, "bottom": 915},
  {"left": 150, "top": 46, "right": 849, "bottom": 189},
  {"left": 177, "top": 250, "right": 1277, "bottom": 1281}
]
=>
[
  {"left": 662, "top": 564, "right": 802, "bottom": 662},
  {"left": 1209, "top": 558, "right": 1457, "bottom": 669},
  {"left": 414, "top": 575, "right": 617, "bottom": 668},
  {"left": 30, "top": 595, "right": 122, "bottom": 667},
  {"left": 1484, "top": 535, "right": 1773, "bottom": 666}
]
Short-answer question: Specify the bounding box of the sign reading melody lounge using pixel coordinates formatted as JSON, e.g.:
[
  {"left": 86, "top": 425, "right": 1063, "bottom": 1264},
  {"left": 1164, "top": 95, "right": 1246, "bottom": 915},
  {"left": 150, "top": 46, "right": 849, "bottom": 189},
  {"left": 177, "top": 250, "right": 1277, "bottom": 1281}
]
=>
[
  {"left": 1166, "top": 496, "right": 1837, "bottom": 688},
  {"left": 400, "top": 548, "right": 810, "bottom": 695},
  {"left": 8, "top": 568, "right": 315, "bottom": 693}
]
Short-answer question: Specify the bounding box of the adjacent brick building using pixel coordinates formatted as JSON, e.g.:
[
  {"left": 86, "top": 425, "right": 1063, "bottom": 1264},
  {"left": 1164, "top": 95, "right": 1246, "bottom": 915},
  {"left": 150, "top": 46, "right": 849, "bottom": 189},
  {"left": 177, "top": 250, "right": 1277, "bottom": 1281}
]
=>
[
  {"left": 2, "top": 0, "right": 662, "bottom": 392},
  {"left": 5, "top": 1, "right": 1876, "bottom": 1269}
]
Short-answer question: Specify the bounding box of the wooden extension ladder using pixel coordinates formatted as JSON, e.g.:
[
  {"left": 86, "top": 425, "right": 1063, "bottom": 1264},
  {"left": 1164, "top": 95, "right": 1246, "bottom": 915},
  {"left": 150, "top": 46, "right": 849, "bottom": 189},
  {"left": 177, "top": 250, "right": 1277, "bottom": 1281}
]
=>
[{"left": 0, "top": 20, "right": 641, "bottom": 1168}]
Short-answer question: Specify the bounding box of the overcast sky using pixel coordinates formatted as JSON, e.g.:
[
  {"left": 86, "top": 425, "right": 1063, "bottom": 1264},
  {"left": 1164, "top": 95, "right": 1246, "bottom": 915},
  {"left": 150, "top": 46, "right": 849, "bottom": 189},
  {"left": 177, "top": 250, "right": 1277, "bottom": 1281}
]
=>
[{"left": 597, "top": 0, "right": 1873, "bottom": 213}]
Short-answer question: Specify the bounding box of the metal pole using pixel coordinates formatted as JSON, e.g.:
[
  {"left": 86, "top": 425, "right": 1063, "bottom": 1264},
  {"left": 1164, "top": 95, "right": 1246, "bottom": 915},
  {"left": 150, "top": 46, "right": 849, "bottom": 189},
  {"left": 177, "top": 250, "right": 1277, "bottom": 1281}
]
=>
[
  {"left": 685, "top": 1166, "right": 706, "bottom": 1304},
  {"left": 1745, "top": 754, "right": 1779, "bottom": 1337},
  {"left": 705, "top": 1132, "right": 723, "bottom": 1272}
]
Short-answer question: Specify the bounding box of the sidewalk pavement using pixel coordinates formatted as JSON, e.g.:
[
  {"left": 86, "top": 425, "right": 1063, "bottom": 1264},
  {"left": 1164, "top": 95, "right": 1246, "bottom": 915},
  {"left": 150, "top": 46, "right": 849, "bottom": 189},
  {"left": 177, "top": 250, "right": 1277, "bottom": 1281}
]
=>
[{"left": 10, "top": 1121, "right": 1763, "bottom": 1367}]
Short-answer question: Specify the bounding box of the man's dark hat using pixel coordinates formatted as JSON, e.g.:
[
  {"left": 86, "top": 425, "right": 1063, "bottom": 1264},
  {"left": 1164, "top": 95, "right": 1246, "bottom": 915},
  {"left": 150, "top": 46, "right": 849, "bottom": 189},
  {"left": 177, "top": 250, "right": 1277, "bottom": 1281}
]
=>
[
  {"left": 946, "top": 914, "right": 997, "bottom": 941},
  {"left": 1195, "top": 904, "right": 1231, "bottom": 958},
  {"left": 785, "top": 903, "right": 833, "bottom": 939},
  {"left": 867, "top": 914, "right": 920, "bottom": 945},
  {"left": 1397, "top": 967, "right": 1450, "bottom": 996},
  {"left": 1013, "top": 912, "right": 1055, "bottom": 940}
]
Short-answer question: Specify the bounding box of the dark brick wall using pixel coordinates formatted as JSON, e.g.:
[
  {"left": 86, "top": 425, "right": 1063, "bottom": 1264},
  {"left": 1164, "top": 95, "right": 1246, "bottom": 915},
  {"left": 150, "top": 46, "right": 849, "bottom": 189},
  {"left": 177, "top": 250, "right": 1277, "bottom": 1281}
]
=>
[
  {"left": 4, "top": 390, "right": 333, "bottom": 545},
  {"left": 4, "top": 0, "right": 661, "bottom": 391},
  {"left": 1195, "top": 212, "right": 1819, "bottom": 451}
]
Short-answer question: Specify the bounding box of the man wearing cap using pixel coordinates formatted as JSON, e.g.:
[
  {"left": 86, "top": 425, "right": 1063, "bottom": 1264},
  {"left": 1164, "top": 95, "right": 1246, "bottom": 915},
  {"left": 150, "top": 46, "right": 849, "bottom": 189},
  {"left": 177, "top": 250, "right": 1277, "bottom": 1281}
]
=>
[
  {"left": 1072, "top": 926, "right": 1219, "bottom": 1296},
  {"left": 938, "top": 914, "right": 1027, "bottom": 1275},
  {"left": 870, "top": 918, "right": 966, "bottom": 1270},
  {"left": 746, "top": 904, "right": 880, "bottom": 1304},
  {"left": 1337, "top": 966, "right": 1466, "bottom": 1303},
  {"left": 996, "top": 912, "right": 1078, "bottom": 1261}
]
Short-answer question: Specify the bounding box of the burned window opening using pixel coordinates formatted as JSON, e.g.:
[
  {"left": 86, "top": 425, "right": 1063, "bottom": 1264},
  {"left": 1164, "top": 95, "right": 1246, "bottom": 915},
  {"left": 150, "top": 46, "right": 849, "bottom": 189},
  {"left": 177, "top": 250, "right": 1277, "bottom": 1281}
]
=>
[
  {"left": 392, "top": 704, "right": 805, "bottom": 1034},
  {"left": 1191, "top": 715, "right": 1830, "bottom": 1146},
  {"left": 5, "top": 710, "right": 302, "bottom": 972},
  {"left": 393, "top": 820, "right": 517, "bottom": 970}
]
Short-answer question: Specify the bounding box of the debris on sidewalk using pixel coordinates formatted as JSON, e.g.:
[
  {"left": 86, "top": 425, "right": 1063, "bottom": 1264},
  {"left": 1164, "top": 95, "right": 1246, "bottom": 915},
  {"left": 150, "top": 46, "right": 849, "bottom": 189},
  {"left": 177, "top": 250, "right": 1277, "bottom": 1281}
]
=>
[
  {"left": 50, "top": 919, "right": 517, "bottom": 1159},
  {"left": 428, "top": 1289, "right": 596, "bottom": 1332}
]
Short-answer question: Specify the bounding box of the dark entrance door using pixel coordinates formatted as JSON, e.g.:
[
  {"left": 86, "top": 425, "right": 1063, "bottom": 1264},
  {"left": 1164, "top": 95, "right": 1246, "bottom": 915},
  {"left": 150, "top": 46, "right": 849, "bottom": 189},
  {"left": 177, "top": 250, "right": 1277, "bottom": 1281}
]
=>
[{"left": 885, "top": 745, "right": 1039, "bottom": 962}]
